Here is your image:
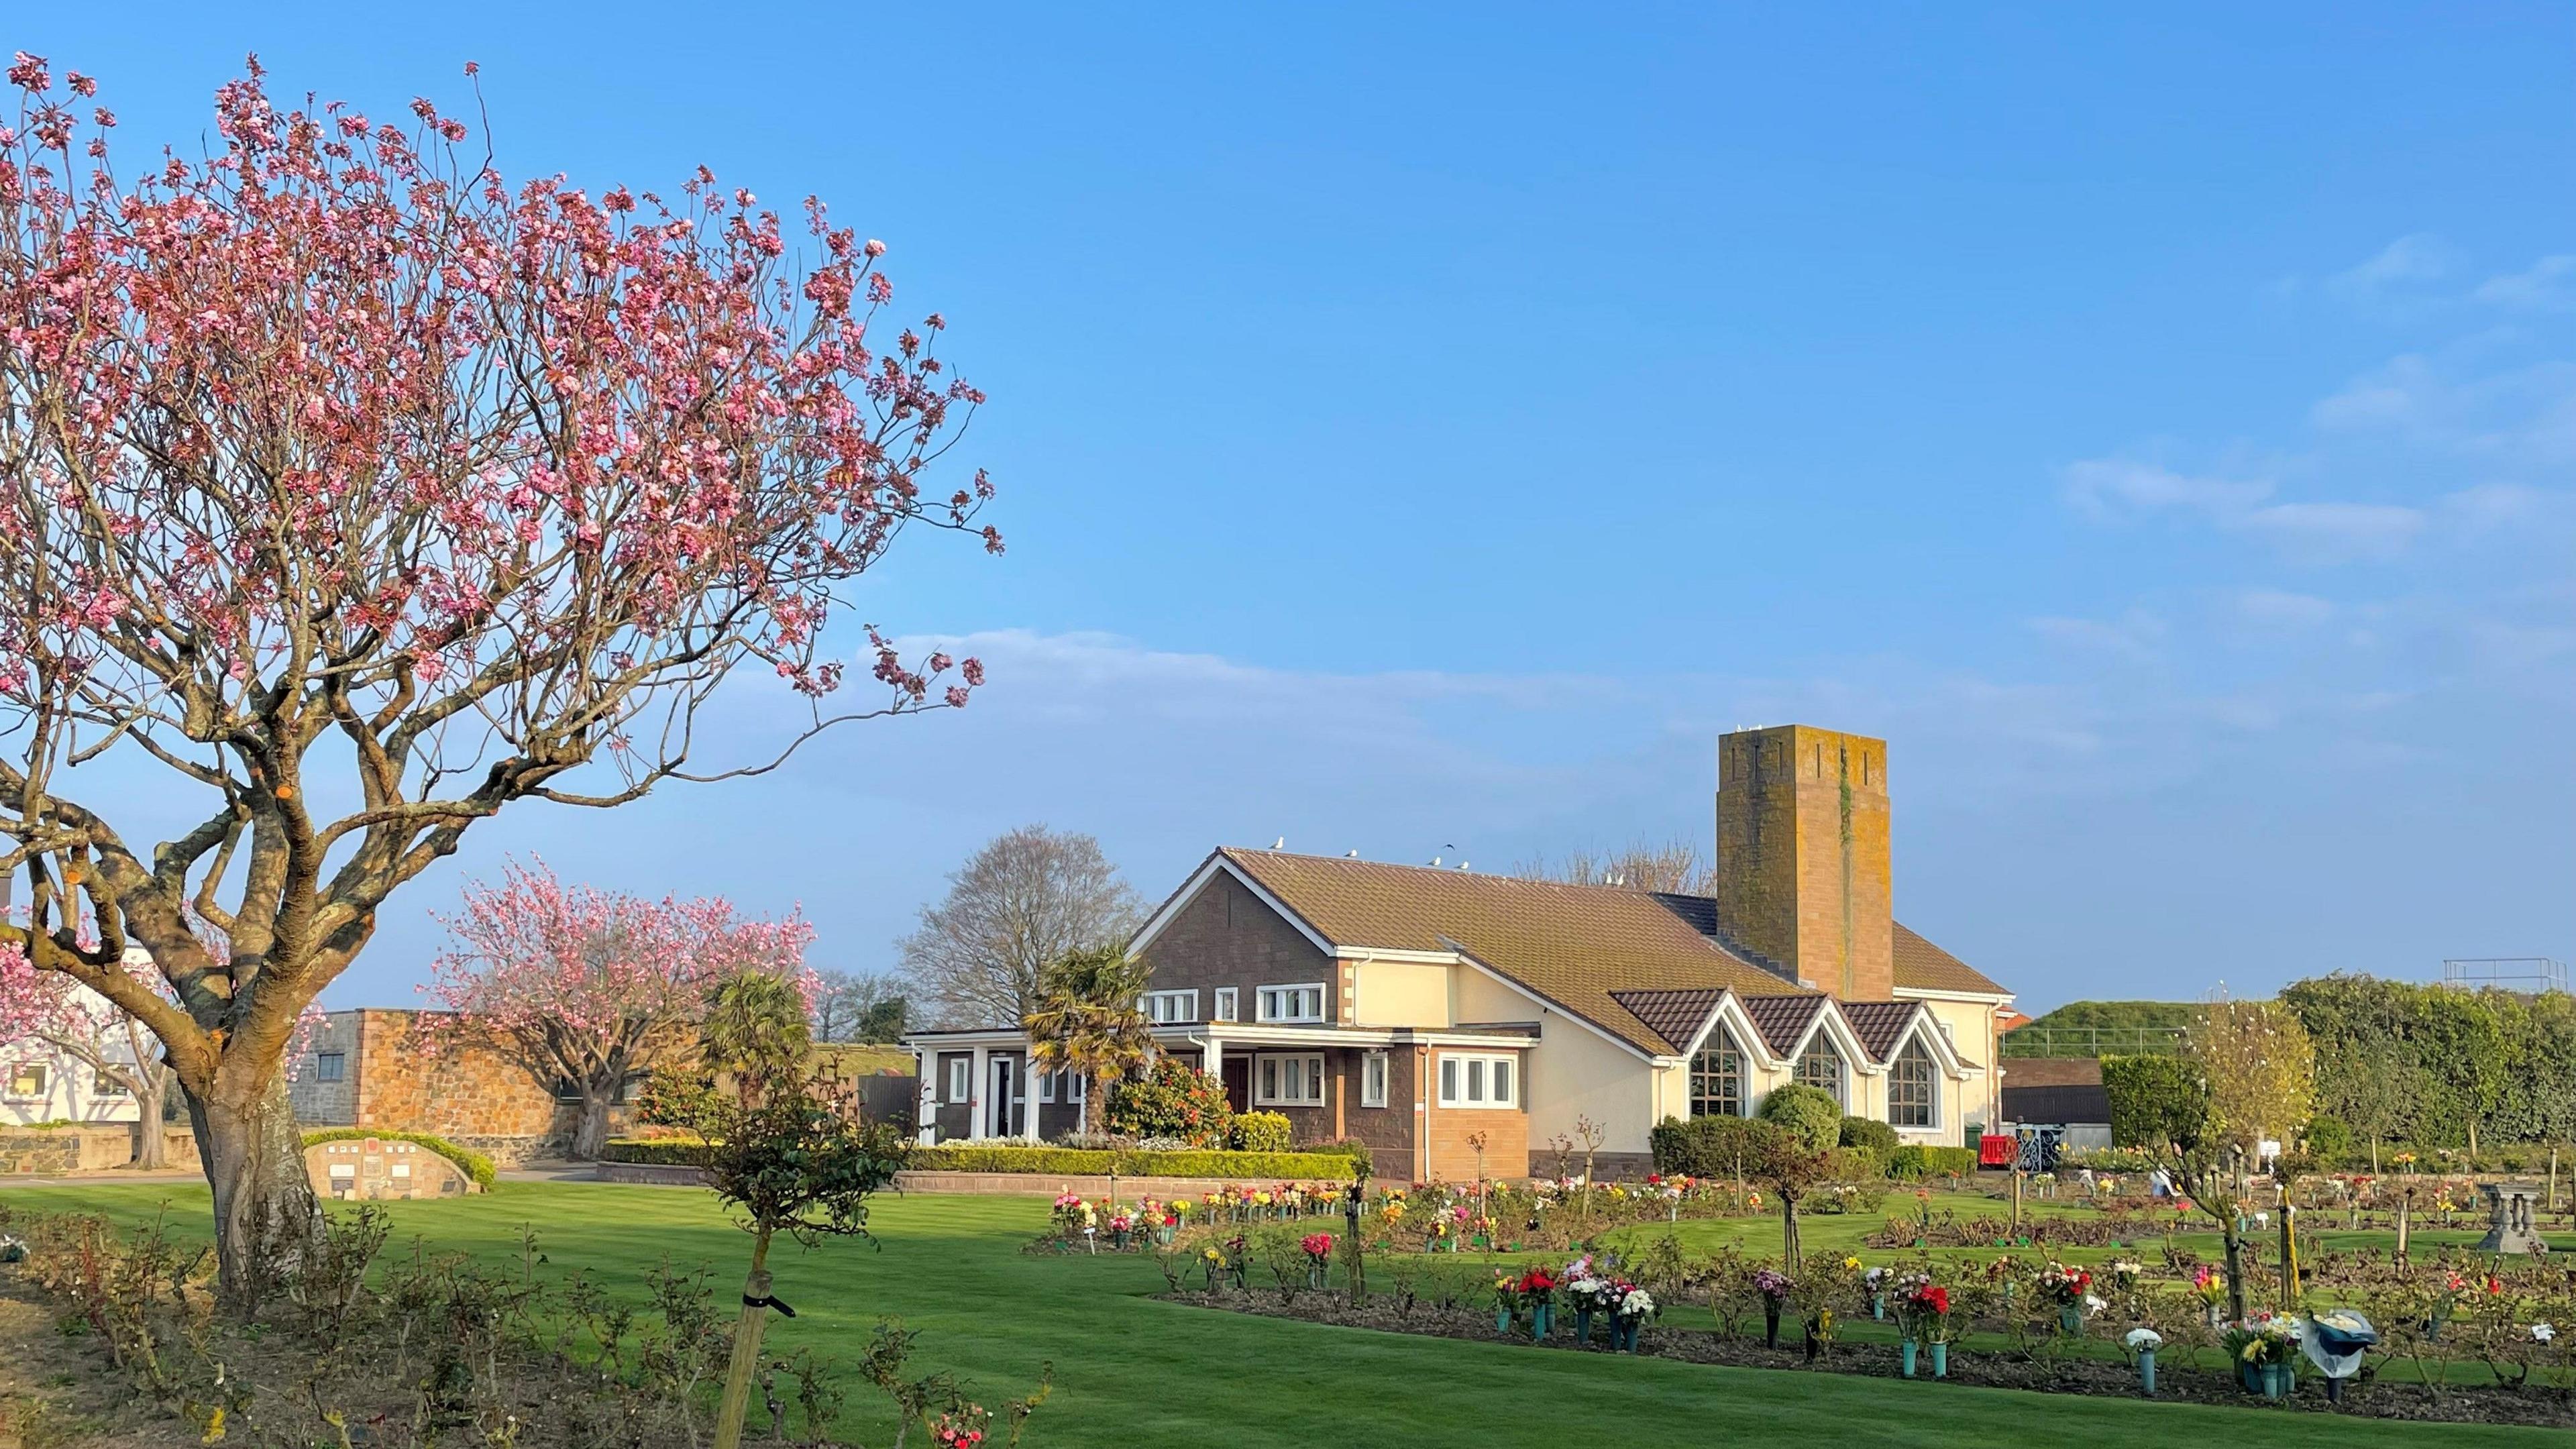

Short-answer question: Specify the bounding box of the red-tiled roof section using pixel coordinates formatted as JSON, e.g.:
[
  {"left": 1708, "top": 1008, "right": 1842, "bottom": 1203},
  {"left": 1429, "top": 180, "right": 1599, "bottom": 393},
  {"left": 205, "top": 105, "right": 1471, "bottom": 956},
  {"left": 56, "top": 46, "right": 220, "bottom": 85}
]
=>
[
  {"left": 1738, "top": 994, "right": 1829, "bottom": 1057},
  {"left": 1216, "top": 849, "right": 1805, "bottom": 1056},
  {"left": 1839, "top": 1000, "right": 1923, "bottom": 1063},
  {"left": 1892, "top": 922, "right": 2009, "bottom": 996},
  {"left": 1607, "top": 988, "right": 1731, "bottom": 1055}
]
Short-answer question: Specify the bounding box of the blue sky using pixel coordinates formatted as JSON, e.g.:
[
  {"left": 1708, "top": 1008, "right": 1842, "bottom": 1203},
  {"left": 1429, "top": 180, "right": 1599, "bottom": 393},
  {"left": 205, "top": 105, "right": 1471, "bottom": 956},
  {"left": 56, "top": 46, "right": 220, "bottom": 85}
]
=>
[{"left": 19, "top": 5, "right": 2573, "bottom": 1012}]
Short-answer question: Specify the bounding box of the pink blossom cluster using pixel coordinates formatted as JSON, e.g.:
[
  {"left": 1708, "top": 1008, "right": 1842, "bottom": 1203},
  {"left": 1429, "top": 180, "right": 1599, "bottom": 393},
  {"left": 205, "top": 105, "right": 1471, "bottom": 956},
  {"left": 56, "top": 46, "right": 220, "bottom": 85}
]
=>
[{"left": 0, "top": 54, "right": 991, "bottom": 789}]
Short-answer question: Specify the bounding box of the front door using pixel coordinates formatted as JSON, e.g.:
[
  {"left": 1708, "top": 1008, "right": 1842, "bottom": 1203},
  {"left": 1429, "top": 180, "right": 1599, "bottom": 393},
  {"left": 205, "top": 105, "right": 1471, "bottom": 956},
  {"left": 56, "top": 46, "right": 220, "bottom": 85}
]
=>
[
  {"left": 989, "top": 1056, "right": 1022, "bottom": 1138},
  {"left": 1221, "top": 1056, "right": 1250, "bottom": 1115}
]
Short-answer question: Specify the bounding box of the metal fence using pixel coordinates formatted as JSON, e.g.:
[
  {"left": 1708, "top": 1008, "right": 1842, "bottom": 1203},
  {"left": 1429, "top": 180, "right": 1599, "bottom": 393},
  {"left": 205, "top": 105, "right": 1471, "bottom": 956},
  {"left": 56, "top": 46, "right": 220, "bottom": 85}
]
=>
[
  {"left": 2440, "top": 957, "right": 2569, "bottom": 994},
  {"left": 1998, "top": 1025, "right": 2187, "bottom": 1059}
]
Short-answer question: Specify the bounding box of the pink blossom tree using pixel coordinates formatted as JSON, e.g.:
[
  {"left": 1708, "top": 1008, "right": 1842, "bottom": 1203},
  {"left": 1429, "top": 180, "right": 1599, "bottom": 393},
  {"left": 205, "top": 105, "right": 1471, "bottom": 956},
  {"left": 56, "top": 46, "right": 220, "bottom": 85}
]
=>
[
  {"left": 424, "top": 860, "right": 814, "bottom": 1159},
  {"left": 0, "top": 55, "right": 994, "bottom": 1299},
  {"left": 0, "top": 939, "right": 175, "bottom": 1165}
]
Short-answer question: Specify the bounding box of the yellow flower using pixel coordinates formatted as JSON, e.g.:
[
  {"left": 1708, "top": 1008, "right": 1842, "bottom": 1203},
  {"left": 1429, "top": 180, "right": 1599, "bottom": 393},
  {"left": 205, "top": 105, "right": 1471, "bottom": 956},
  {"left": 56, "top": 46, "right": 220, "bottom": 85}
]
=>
[
  {"left": 1842, "top": 1256, "right": 1862, "bottom": 1271},
  {"left": 2239, "top": 1342, "right": 2260, "bottom": 1362}
]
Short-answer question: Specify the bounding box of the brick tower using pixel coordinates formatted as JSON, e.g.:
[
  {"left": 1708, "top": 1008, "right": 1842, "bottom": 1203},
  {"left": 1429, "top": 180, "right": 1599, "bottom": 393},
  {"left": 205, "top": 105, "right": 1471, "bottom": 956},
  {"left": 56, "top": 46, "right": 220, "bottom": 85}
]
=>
[{"left": 1713, "top": 725, "right": 1892, "bottom": 1001}]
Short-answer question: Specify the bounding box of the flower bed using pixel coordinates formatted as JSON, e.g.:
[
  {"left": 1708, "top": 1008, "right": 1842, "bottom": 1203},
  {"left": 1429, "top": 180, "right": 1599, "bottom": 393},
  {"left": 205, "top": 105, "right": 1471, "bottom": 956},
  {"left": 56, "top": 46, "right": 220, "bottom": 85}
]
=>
[{"left": 598, "top": 1137, "right": 1368, "bottom": 1181}]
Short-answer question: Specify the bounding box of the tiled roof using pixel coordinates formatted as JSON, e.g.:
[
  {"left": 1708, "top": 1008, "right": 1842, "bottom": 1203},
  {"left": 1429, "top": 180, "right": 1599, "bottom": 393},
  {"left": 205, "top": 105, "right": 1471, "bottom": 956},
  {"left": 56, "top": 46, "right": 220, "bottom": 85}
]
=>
[
  {"left": 1649, "top": 894, "right": 2006, "bottom": 1000},
  {"left": 1214, "top": 849, "right": 1807, "bottom": 1056},
  {"left": 1892, "top": 922, "right": 2008, "bottom": 996},
  {"left": 1840, "top": 1000, "right": 1923, "bottom": 1063},
  {"left": 1607, "top": 987, "right": 1731, "bottom": 1055},
  {"left": 1739, "top": 994, "right": 1830, "bottom": 1057}
]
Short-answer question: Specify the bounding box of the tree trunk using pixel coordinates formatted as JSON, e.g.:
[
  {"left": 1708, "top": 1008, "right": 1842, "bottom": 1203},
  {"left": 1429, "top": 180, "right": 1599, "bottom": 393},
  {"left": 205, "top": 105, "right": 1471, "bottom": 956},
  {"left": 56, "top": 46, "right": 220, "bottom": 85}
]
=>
[
  {"left": 714, "top": 1226, "right": 776, "bottom": 1449},
  {"left": 1781, "top": 1199, "right": 1803, "bottom": 1273},
  {"left": 571, "top": 1085, "right": 613, "bottom": 1161},
  {"left": 2220, "top": 1222, "right": 2247, "bottom": 1324},
  {"left": 132, "top": 1066, "right": 168, "bottom": 1171},
  {"left": 186, "top": 1071, "right": 323, "bottom": 1306}
]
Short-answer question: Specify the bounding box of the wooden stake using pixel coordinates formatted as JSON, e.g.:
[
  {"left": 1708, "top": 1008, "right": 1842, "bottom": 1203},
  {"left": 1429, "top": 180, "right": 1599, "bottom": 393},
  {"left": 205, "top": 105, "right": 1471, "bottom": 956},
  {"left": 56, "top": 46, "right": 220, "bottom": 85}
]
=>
[{"left": 714, "top": 1230, "right": 775, "bottom": 1449}]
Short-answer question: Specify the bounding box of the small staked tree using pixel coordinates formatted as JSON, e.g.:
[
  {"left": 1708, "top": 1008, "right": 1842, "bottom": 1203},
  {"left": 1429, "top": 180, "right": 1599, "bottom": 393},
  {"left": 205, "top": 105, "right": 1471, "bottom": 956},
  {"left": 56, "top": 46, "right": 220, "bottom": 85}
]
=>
[
  {"left": 641, "top": 972, "right": 908, "bottom": 1449},
  {"left": 423, "top": 859, "right": 815, "bottom": 1159},
  {"left": 1743, "top": 1118, "right": 1831, "bottom": 1272},
  {"left": 0, "top": 57, "right": 993, "bottom": 1299},
  {"left": 898, "top": 826, "right": 1140, "bottom": 1027},
  {"left": 1022, "top": 944, "right": 1154, "bottom": 1133}
]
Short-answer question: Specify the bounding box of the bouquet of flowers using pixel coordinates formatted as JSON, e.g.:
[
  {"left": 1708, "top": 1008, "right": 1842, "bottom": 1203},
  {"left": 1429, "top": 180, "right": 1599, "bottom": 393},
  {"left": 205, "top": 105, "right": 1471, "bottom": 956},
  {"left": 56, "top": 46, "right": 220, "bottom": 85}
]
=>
[
  {"left": 2109, "top": 1260, "right": 2142, "bottom": 1291},
  {"left": 2224, "top": 1312, "right": 2301, "bottom": 1366},
  {"left": 2037, "top": 1261, "right": 2094, "bottom": 1307},
  {"left": 2190, "top": 1264, "right": 2224, "bottom": 1307},
  {"left": 1893, "top": 1273, "right": 1951, "bottom": 1343},
  {"left": 1517, "top": 1267, "right": 1557, "bottom": 1306},
  {"left": 1301, "top": 1232, "right": 1335, "bottom": 1270},
  {"left": 1752, "top": 1267, "right": 1794, "bottom": 1304},
  {"left": 1617, "top": 1284, "right": 1656, "bottom": 1321},
  {"left": 1492, "top": 1272, "right": 1521, "bottom": 1313},
  {"left": 928, "top": 1406, "right": 989, "bottom": 1448},
  {"left": 1051, "top": 1190, "right": 1085, "bottom": 1233}
]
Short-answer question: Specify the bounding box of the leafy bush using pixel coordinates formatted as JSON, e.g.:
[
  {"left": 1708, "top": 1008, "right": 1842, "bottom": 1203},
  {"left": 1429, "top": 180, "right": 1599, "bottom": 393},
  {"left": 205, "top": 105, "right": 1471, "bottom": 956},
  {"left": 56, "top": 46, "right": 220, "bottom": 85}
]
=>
[
  {"left": 1310, "top": 1136, "right": 1378, "bottom": 1181},
  {"left": 2304, "top": 1114, "right": 2353, "bottom": 1161},
  {"left": 2100, "top": 1054, "right": 2210, "bottom": 1149},
  {"left": 1650, "top": 1114, "right": 1778, "bottom": 1177},
  {"left": 1885, "top": 1144, "right": 1978, "bottom": 1179},
  {"left": 301, "top": 1128, "right": 497, "bottom": 1189},
  {"left": 1229, "top": 1111, "right": 1292, "bottom": 1152},
  {"left": 1823, "top": 1146, "right": 1880, "bottom": 1181},
  {"left": 1104, "top": 1057, "right": 1232, "bottom": 1147},
  {"left": 601, "top": 1136, "right": 716, "bottom": 1167},
  {"left": 1756, "top": 1085, "right": 1841, "bottom": 1152},
  {"left": 1837, "top": 1116, "right": 1899, "bottom": 1155},
  {"left": 906, "top": 1144, "right": 1360, "bottom": 1180}
]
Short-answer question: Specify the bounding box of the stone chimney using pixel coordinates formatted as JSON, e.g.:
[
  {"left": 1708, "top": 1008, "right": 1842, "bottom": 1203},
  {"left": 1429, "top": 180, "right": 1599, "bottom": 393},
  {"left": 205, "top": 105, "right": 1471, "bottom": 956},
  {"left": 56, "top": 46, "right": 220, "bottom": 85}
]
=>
[{"left": 1713, "top": 725, "right": 1893, "bottom": 1001}]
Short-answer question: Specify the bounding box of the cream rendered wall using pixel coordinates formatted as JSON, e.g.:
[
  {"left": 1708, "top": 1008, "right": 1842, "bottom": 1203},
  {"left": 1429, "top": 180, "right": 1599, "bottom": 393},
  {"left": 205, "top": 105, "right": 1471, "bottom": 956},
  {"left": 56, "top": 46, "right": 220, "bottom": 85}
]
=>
[
  {"left": 1908, "top": 994, "right": 2003, "bottom": 1136},
  {"left": 1452, "top": 969, "right": 1655, "bottom": 1155},
  {"left": 1351, "top": 959, "right": 1453, "bottom": 1028}
]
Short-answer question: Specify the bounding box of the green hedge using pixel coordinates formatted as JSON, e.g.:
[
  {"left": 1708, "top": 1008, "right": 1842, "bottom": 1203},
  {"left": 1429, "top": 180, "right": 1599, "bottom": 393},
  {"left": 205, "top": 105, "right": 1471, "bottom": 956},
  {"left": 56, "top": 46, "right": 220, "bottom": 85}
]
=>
[
  {"left": 301, "top": 1128, "right": 497, "bottom": 1189},
  {"left": 599, "top": 1136, "right": 714, "bottom": 1167},
  {"left": 1886, "top": 1144, "right": 1978, "bottom": 1179},
  {"left": 905, "top": 1143, "right": 1360, "bottom": 1181}
]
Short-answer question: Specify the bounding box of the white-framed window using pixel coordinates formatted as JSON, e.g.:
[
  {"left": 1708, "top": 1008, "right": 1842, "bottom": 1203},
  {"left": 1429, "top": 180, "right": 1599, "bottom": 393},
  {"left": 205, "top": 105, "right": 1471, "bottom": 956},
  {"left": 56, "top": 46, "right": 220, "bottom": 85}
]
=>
[
  {"left": 1257, "top": 983, "right": 1326, "bottom": 1024},
  {"left": 1689, "top": 1026, "right": 1745, "bottom": 1118},
  {"left": 1360, "top": 1049, "right": 1389, "bottom": 1108},
  {"left": 1254, "top": 1053, "right": 1325, "bottom": 1107},
  {"left": 1436, "top": 1052, "right": 1517, "bottom": 1109},
  {"left": 1794, "top": 1036, "right": 1845, "bottom": 1108},
  {"left": 1036, "top": 1067, "right": 1087, "bottom": 1104},
  {"left": 946, "top": 1057, "right": 970, "bottom": 1103},
  {"left": 1212, "top": 987, "right": 1238, "bottom": 1022},
  {"left": 5, "top": 1063, "right": 47, "bottom": 1099},
  {"left": 1142, "top": 989, "right": 1199, "bottom": 1024},
  {"left": 1887, "top": 1039, "right": 1936, "bottom": 1129}
]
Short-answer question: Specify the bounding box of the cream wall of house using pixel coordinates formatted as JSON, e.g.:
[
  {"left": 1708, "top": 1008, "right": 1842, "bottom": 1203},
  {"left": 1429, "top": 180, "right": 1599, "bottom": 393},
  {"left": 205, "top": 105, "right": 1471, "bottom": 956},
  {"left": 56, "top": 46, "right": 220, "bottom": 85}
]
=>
[
  {"left": 1350, "top": 959, "right": 1453, "bottom": 1028},
  {"left": 1908, "top": 994, "right": 2003, "bottom": 1133},
  {"left": 1, "top": 1036, "right": 143, "bottom": 1125},
  {"left": 1448, "top": 968, "right": 1656, "bottom": 1154}
]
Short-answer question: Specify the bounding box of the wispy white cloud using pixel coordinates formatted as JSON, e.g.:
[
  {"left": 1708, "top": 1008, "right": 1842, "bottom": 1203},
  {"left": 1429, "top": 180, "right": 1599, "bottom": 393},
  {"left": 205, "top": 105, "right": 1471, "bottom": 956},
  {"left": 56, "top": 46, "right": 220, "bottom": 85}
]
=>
[
  {"left": 2232, "top": 590, "right": 2335, "bottom": 630},
  {"left": 2061, "top": 458, "right": 2426, "bottom": 563},
  {"left": 2325, "top": 233, "right": 2459, "bottom": 308},
  {"left": 2473, "top": 254, "right": 2576, "bottom": 313},
  {"left": 2029, "top": 608, "right": 2167, "bottom": 659}
]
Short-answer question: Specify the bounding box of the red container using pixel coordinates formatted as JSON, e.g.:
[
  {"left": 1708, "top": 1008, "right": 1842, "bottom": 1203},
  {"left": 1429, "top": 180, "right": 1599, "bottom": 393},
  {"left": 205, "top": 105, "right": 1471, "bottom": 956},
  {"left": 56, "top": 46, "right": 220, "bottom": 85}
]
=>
[{"left": 1978, "top": 1134, "right": 2018, "bottom": 1169}]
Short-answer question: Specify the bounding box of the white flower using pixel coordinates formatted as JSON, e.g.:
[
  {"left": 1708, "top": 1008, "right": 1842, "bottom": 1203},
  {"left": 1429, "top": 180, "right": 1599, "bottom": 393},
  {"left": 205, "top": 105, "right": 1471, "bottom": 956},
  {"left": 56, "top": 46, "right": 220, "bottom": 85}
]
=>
[
  {"left": 2124, "top": 1328, "right": 2164, "bottom": 1350},
  {"left": 2084, "top": 1293, "right": 2107, "bottom": 1313},
  {"left": 2535, "top": 1324, "right": 2558, "bottom": 1344},
  {"left": 1620, "top": 1289, "right": 1656, "bottom": 1317}
]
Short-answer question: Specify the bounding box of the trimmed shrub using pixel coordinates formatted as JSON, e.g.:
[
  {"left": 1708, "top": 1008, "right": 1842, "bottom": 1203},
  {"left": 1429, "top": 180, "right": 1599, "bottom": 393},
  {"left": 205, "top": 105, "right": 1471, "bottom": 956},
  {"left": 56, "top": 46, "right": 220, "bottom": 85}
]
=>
[
  {"left": 599, "top": 1137, "right": 715, "bottom": 1167},
  {"left": 1229, "top": 1111, "right": 1293, "bottom": 1152},
  {"left": 1104, "top": 1058, "right": 1232, "bottom": 1147},
  {"left": 1648, "top": 1114, "right": 1781, "bottom": 1177},
  {"left": 904, "top": 1144, "right": 1360, "bottom": 1180},
  {"left": 1756, "top": 1085, "right": 1842, "bottom": 1153},
  {"left": 2304, "top": 1114, "right": 2353, "bottom": 1161},
  {"left": 1885, "top": 1144, "right": 1978, "bottom": 1179},
  {"left": 301, "top": 1128, "right": 497, "bottom": 1189},
  {"left": 1823, "top": 1146, "right": 1881, "bottom": 1181},
  {"left": 1310, "top": 1136, "right": 1378, "bottom": 1182},
  {"left": 1837, "top": 1116, "right": 1899, "bottom": 1155}
]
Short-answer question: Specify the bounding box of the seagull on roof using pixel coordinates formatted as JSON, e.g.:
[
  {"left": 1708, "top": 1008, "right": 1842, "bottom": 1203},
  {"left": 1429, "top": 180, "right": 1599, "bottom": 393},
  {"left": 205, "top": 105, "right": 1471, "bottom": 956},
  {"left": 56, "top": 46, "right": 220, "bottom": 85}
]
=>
[{"left": 1273, "top": 836, "right": 1284, "bottom": 850}]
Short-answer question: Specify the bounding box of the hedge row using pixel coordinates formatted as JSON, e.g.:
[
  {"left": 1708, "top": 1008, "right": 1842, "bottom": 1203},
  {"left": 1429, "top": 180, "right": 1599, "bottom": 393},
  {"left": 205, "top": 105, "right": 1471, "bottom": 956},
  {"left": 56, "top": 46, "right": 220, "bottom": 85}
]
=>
[
  {"left": 598, "top": 1137, "right": 1368, "bottom": 1181},
  {"left": 1650, "top": 1115, "right": 1979, "bottom": 1181},
  {"left": 301, "top": 1128, "right": 498, "bottom": 1189},
  {"left": 908, "top": 1143, "right": 1364, "bottom": 1181}
]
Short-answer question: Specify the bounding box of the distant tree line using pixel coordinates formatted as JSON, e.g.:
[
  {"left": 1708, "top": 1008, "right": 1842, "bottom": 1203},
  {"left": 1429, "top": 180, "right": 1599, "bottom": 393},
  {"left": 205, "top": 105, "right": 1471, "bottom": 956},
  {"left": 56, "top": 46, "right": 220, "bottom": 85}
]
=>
[{"left": 2279, "top": 973, "right": 2576, "bottom": 1154}]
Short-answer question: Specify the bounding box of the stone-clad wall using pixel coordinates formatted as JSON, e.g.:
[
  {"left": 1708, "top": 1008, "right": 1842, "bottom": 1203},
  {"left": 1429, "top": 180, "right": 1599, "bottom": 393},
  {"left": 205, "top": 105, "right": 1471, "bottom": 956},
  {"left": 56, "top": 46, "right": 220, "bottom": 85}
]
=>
[{"left": 313, "top": 1009, "right": 624, "bottom": 1165}]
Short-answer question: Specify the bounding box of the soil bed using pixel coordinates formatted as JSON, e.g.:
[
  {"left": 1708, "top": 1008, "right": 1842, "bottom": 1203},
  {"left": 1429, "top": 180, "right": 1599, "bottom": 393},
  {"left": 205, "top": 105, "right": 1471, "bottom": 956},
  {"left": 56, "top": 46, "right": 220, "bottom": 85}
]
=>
[{"left": 1165, "top": 1290, "right": 2576, "bottom": 1430}]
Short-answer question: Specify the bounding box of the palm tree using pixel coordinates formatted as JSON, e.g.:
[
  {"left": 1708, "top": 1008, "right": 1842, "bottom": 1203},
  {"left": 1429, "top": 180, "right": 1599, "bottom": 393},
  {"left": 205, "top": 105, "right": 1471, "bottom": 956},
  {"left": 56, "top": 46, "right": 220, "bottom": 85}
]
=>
[{"left": 1023, "top": 945, "right": 1156, "bottom": 1134}]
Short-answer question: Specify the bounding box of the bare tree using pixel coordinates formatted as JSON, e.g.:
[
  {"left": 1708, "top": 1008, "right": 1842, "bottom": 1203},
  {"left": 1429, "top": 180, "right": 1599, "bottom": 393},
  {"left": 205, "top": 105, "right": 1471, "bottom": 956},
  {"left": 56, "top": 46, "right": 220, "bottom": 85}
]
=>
[
  {"left": 1514, "top": 837, "right": 1716, "bottom": 894},
  {"left": 810, "top": 967, "right": 908, "bottom": 1043},
  {"left": 898, "top": 826, "right": 1140, "bottom": 1027}
]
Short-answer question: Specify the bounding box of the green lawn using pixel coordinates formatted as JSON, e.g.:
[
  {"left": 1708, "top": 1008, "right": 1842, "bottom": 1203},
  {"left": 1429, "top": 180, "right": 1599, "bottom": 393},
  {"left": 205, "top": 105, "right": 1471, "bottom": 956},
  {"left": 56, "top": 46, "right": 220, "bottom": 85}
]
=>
[{"left": 0, "top": 1180, "right": 2562, "bottom": 1448}]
